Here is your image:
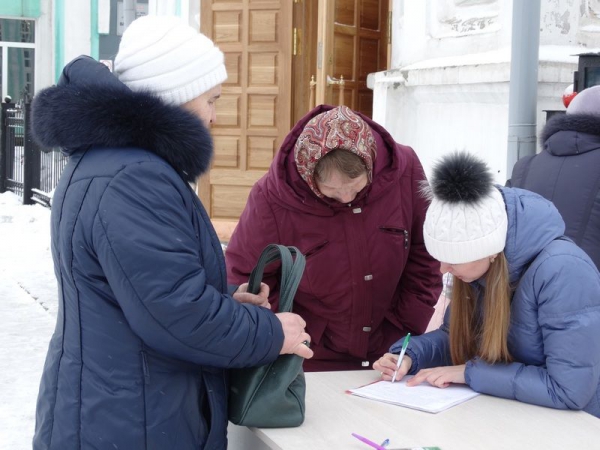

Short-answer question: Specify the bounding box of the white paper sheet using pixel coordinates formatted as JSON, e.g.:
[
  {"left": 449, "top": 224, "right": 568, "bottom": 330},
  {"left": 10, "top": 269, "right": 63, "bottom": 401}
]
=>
[{"left": 348, "top": 375, "right": 479, "bottom": 413}]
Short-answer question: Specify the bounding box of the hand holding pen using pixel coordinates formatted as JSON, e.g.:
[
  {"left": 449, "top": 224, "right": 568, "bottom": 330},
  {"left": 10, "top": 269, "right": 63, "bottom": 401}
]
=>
[
  {"left": 391, "top": 333, "right": 411, "bottom": 382},
  {"left": 373, "top": 333, "right": 412, "bottom": 382}
]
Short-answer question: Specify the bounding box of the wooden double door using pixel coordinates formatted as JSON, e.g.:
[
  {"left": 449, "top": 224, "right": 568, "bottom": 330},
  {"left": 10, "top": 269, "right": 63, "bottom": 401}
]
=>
[{"left": 199, "top": 0, "right": 389, "bottom": 221}]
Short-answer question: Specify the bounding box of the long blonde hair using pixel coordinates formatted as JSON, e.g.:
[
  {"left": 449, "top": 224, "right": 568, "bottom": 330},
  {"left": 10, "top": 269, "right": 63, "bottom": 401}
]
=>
[{"left": 449, "top": 253, "right": 513, "bottom": 365}]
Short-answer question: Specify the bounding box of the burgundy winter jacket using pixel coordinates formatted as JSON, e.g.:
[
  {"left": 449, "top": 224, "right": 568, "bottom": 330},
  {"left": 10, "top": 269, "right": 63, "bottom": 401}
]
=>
[{"left": 226, "top": 105, "right": 442, "bottom": 371}]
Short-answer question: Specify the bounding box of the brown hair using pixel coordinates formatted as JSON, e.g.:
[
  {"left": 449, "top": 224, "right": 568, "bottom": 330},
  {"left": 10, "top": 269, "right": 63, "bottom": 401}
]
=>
[
  {"left": 449, "top": 252, "right": 513, "bottom": 365},
  {"left": 314, "top": 149, "right": 367, "bottom": 182}
]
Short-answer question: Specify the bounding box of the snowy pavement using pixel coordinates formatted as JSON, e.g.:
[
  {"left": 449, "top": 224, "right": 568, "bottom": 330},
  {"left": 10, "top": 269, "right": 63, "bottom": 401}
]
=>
[
  {"left": 0, "top": 279, "right": 54, "bottom": 449},
  {"left": 0, "top": 192, "right": 56, "bottom": 450}
]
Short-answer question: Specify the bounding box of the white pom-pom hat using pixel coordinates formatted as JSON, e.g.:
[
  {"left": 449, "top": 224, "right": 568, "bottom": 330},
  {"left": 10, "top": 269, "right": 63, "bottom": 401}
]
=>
[{"left": 423, "top": 152, "right": 508, "bottom": 264}]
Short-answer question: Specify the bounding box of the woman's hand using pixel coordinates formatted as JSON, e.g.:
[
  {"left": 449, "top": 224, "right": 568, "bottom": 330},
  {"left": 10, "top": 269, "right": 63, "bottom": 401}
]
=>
[
  {"left": 373, "top": 353, "right": 412, "bottom": 381},
  {"left": 276, "top": 313, "right": 313, "bottom": 359},
  {"left": 406, "top": 364, "right": 466, "bottom": 388},
  {"left": 232, "top": 282, "right": 270, "bottom": 309}
]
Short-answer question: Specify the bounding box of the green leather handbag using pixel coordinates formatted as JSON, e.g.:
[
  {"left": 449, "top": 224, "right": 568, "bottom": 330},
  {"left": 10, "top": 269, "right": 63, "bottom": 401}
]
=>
[{"left": 228, "top": 244, "right": 307, "bottom": 428}]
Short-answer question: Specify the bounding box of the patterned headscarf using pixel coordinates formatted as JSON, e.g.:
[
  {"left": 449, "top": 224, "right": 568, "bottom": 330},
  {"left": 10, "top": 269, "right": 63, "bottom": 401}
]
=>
[{"left": 294, "top": 106, "right": 377, "bottom": 198}]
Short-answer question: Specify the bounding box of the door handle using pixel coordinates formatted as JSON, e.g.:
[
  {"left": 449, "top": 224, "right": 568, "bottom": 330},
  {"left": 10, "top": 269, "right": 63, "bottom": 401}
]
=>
[
  {"left": 326, "top": 75, "right": 345, "bottom": 106},
  {"left": 309, "top": 75, "right": 317, "bottom": 109},
  {"left": 326, "top": 74, "right": 345, "bottom": 86}
]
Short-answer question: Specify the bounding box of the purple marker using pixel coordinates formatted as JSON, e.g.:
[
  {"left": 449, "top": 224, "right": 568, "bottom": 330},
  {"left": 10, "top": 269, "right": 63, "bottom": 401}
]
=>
[{"left": 351, "top": 433, "right": 387, "bottom": 450}]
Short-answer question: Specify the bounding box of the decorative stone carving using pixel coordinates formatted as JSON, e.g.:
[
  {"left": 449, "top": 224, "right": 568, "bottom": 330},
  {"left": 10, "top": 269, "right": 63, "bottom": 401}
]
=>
[
  {"left": 580, "top": 0, "right": 600, "bottom": 31},
  {"left": 429, "top": 0, "right": 500, "bottom": 38}
]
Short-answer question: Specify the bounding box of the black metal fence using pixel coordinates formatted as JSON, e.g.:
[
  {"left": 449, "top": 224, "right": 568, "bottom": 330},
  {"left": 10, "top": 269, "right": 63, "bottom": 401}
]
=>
[{"left": 0, "top": 99, "right": 67, "bottom": 206}]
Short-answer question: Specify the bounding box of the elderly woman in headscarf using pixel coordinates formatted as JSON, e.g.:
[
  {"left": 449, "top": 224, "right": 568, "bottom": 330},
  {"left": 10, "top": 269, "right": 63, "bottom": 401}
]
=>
[{"left": 226, "top": 105, "right": 442, "bottom": 371}]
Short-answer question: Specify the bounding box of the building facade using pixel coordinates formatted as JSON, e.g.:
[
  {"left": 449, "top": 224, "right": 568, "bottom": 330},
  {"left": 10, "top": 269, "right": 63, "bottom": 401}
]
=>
[
  {"left": 0, "top": 0, "right": 198, "bottom": 103},
  {"left": 369, "top": 0, "right": 600, "bottom": 182},
  {"left": 3, "top": 0, "right": 600, "bottom": 216}
]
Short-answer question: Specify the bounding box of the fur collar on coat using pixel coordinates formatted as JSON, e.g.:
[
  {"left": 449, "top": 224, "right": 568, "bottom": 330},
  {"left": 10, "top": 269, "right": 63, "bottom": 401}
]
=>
[
  {"left": 31, "top": 56, "right": 213, "bottom": 183},
  {"left": 541, "top": 112, "right": 600, "bottom": 144}
]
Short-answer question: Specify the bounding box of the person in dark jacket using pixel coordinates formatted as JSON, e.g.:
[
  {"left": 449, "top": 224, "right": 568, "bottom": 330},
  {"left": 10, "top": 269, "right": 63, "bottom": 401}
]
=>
[
  {"left": 508, "top": 85, "right": 600, "bottom": 269},
  {"left": 375, "top": 152, "right": 600, "bottom": 418},
  {"left": 31, "top": 15, "right": 312, "bottom": 450},
  {"left": 226, "top": 105, "right": 442, "bottom": 372}
]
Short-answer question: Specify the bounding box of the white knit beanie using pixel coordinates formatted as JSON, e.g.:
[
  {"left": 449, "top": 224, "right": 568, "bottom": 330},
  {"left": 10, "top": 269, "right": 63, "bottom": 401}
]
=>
[
  {"left": 423, "top": 153, "right": 508, "bottom": 264},
  {"left": 567, "top": 85, "right": 600, "bottom": 116},
  {"left": 114, "top": 15, "right": 227, "bottom": 106}
]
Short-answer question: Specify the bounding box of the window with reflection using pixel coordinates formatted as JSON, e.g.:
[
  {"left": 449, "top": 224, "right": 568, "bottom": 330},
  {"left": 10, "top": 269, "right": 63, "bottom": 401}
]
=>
[{"left": 0, "top": 19, "right": 35, "bottom": 101}]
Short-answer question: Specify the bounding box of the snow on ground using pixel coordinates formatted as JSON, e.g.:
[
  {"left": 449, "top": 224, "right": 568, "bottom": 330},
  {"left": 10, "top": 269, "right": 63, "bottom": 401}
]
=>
[{"left": 0, "top": 192, "right": 56, "bottom": 450}]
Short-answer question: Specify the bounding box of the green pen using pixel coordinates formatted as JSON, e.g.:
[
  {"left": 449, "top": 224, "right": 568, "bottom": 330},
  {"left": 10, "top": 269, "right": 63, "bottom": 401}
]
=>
[{"left": 391, "top": 333, "right": 411, "bottom": 383}]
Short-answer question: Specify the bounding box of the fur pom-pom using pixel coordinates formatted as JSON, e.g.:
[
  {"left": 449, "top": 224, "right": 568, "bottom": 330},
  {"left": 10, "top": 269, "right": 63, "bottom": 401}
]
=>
[{"left": 429, "top": 152, "right": 493, "bottom": 203}]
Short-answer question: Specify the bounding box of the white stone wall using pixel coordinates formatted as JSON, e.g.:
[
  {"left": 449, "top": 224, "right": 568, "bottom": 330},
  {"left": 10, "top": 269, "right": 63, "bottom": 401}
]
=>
[
  {"left": 391, "top": 0, "right": 511, "bottom": 68},
  {"left": 63, "top": 0, "right": 92, "bottom": 64},
  {"left": 35, "top": 0, "right": 53, "bottom": 94},
  {"left": 373, "top": 0, "right": 600, "bottom": 182}
]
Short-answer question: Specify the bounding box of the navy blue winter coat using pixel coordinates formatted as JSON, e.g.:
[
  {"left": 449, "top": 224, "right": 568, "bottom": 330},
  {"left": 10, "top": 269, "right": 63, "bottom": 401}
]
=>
[
  {"left": 31, "top": 56, "right": 284, "bottom": 449},
  {"left": 508, "top": 112, "right": 600, "bottom": 269},
  {"left": 391, "top": 187, "right": 600, "bottom": 417}
]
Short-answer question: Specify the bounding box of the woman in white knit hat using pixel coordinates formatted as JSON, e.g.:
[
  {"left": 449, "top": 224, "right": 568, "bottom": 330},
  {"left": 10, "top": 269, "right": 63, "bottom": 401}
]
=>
[
  {"left": 31, "top": 15, "right": 312, "bottom": 450},
  {"left": 114, "top": 15, "right": 227, "bottom": 127},
  {"left": 374, "top": 152, "right": 600, "bottom": 417}
]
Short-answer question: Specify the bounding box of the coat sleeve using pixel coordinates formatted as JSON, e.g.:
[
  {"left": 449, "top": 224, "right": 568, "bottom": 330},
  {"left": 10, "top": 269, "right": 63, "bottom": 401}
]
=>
[
  {"left": 390, "top": 306, "right": 453, "bottom": 374},
  {"left": 92, "top": 162, "right": 283, "bottom": 368},
  {"left": 464, "top": 255, "right": 600, "bottom": 411},
  {"left": 391, "top": 150, "right": 443, "bottom": 334},
  {"left": 225, "top": 183, "right": 283, "bottom": 309}
]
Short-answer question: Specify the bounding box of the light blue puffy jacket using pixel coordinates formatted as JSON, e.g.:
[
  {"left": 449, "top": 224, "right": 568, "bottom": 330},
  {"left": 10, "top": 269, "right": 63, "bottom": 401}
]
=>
[{"left": 392, "top": 186, "right": 600, "bottom": 417}]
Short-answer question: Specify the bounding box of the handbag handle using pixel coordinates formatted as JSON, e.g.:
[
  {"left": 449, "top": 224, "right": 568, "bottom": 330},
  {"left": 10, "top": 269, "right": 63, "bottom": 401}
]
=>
[{"left": 247, "top": 244, "right": 306, "bottom": 313}]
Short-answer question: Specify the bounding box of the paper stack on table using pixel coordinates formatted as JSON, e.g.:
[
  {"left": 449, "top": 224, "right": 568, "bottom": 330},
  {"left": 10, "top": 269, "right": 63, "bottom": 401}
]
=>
[{"left": 348, "top": 375, "right": 479, "bottom": 413}]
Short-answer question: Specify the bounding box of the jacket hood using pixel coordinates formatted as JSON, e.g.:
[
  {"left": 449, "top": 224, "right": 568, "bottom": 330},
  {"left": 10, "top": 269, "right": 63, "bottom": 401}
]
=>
[
  {"left": 500, "top": 186, "right": 565, "bottom": 282},
  {"left": 31, "top": 56, "right": 213, "bottom": 183},
  {"left": 262, "top": 104, "right": 408, "bottom": 216},
  {"left": 541, "top": 113, "right": 600, "bottom": 157}
]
